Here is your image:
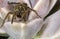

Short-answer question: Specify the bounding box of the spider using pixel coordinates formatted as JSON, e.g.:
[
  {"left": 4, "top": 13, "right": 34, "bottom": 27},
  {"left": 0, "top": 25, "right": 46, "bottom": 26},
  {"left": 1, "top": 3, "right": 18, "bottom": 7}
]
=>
[{"left": 0, "top": 1, "right": 41, "bottom": 28}]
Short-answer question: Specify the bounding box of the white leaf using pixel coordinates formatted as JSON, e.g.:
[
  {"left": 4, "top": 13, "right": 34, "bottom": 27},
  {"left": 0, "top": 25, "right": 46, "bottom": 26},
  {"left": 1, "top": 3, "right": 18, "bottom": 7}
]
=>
[
  {"left": 40, "top": 10, "right": 60, "bottom": 37},
  {"left": 2, "top": 18, "right": 43, "bottom": 39}
]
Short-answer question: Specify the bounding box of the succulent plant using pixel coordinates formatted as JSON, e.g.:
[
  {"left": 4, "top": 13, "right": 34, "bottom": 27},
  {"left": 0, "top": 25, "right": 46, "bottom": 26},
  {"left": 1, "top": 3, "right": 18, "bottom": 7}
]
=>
[{"left": 0, "top": 0, "right": 60, "bottom": 39}]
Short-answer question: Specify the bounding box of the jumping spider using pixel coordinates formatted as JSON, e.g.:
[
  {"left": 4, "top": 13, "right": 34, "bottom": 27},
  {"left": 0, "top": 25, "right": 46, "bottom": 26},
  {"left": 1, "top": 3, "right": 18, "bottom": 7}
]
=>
[{"left": 1, "top": 2, "right": 41, "bottom": 28}]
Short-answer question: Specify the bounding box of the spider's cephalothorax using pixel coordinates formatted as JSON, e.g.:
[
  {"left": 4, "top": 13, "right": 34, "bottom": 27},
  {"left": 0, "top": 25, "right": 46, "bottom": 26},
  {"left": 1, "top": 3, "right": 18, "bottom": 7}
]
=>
[{"left": 1, "top": 2, "right": 41, "bottom": 27}]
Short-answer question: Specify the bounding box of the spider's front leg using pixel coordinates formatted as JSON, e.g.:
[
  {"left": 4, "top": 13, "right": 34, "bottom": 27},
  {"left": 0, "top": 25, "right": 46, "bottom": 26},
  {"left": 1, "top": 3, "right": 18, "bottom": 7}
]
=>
[
  {"left": 11, "top": 12, "right": 16, "bottom": 24},
  {"left": 0, "top": 12, "right": 12, "bottom": 28},
  {"left": 28, "top": 8, "right": 41, "bottom": 18}
]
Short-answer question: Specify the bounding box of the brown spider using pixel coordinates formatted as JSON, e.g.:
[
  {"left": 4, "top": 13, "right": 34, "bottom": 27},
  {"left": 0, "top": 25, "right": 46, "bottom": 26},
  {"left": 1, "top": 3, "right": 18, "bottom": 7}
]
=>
[{"left": 0, "top": 2, "right": 41, "bottom": 28}]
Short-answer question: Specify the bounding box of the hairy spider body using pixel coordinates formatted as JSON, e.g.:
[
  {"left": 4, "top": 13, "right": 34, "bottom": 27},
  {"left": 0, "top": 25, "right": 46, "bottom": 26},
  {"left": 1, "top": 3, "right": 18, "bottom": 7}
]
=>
[{"left": 0, "top": 2, "right": 41, "bottom": 28}]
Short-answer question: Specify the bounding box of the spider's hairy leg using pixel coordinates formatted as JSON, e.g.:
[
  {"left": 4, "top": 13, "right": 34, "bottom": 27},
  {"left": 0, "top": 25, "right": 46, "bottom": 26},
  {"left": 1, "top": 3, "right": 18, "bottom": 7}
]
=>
[
  {"left": 0, "top": 12, "right": 11, "bottom": 28},
  {"left": 28, "top": 8, "right": 41, "bottom": 18},
  {"left": 11, "top": 13, "right": 16, "bottom": 24}
]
